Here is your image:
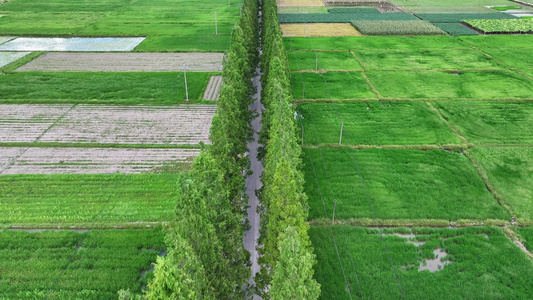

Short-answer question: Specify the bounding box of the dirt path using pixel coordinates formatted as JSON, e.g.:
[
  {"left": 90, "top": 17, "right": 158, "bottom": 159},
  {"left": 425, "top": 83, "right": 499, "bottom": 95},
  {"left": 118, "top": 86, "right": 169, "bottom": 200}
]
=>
[{"left": 243, "top": 10, "right": 263, "bottom": 298}]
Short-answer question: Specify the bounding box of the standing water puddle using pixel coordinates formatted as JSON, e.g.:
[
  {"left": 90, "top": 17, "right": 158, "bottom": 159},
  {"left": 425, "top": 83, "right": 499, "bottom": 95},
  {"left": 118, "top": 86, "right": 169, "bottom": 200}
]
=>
[
  {"left": 419, "top": 248, "right": 451, "bottom": 272},
  {"left": 0, "top": 37, "right": 145, "bottom": 52},
  {"left": 393, "top": 233, "right": 426, "bottom": 246},
  {"left": 0, "top": 51, "right": 30, "bottom": 68}
]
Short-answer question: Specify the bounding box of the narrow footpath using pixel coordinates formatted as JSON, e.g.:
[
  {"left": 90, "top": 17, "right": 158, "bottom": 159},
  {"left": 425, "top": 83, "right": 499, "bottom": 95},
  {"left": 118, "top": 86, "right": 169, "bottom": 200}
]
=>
[{"left": 243, "top": 12, "right": 264, "bottom": 298}]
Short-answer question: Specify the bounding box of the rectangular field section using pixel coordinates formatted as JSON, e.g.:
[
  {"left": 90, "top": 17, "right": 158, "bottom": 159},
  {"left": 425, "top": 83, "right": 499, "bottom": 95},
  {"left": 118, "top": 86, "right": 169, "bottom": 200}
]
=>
[
  {"left": 434, "top": 101, "right": 533, "bottom": 145},
  {"left": 366, "top": 70, "right": 533, "bottom": 99},
  {"left": 298, "top": 102, "right": 461, "bottom": 146},
  {"left": 288, "top": 51, "right": 363, "bottom": 71},
  {"left": 303, "top": 148, "right": 507, "bottom": 220},
  {"left": 0, "top": 147, "right": 199, "bottom": 174},
  {"left": 0, "top": 174, "right": 177, "bottom": 226},
  {"left": 0, "top": 51, "right": 29, "bottom": 68},
  {"left": 469, "top": 147, "right": 533, "bottom": 223},
  {"left": 0, "top": 37, "right": 145, "bottom": 52},
  {"left": 291, "top": 72, "right": 376, "bottom": 99},
  {"left": 0, "top": 72, "right": 211, "bottom": 105},
  {"left": 310, "top": 226, "right": 533, "bottom": 299},
  {"left": 16, "top": 53, "right": 224, "bottom": 72},
  {"left": 353, "top": 48, "right": 502, "bottom": 71},
  {"left": 0, "top": 229, "right": 164, "bottom": 299}
]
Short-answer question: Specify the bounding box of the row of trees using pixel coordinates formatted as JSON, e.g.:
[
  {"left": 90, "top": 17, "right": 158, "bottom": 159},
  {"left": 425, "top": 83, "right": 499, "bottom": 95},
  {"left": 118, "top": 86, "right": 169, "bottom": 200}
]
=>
[
  {"left": 121, "top": 0, "right": 260, "bottom": 298},
  {"left": 256, "top": 0, "right": 321, "bottom": 298}
]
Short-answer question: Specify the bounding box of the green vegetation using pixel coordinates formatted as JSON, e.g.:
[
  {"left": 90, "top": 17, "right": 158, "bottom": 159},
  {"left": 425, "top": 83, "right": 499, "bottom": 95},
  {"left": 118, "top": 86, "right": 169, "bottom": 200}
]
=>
[
  {"left": 415, "top": 13, "right": 517, "bottom": 23},
  {"left": 481, "top": 48, "right": 533, "bottom": 68},
  {"left": 146, "top": 0, "right": 259, "bottom": 297},
  {"left": 0, "top": 72, "right": 210, "bottom": 105},
  {"left": 465, "top": 18, "right": 533, "bottom": 33},
  {"left": 0, "top": 0, "right": 241, "bottom": 50},
  {"left": 354, "top": 48, "right": 502, "bottom": 71},
  {"left": 432, "top": 22, "right": 479, "bottom": 35},
  {"left": 288, "top": 51, "right": 362, "bottom": 71},
  {"left": 278, "top": 12, "right": 418, "bottom": 23},
  {"left": 469, "top": 147, "right": 533, "bottom": 222},
  {"left": 459, "top": 34, "right": 533, "bottom": 48},
  {"left": 291, "top": 72, "right": 376, "bottom": 99},
  {"left": 284, "top": 36, "right": 469, "bottom": 51},
  {"left": 516, "top": 227, "right": 533, "bottom": 251},
  {"left": 491, "top": 5, "right": 522, "bottom": 11},
  {"left": 328, "top": 7, "right": 380, "bottom": 14},
  {"left": 434, "top": 101, "right": 533, "bottom": 144},
  {"left": 0, "top": 229, "right": 165, "bottom": 299},
  {"left": 298, "top": 102, "right": 461, "bottom": 146},
  {"left": 303, "top": 148, "right": 507, "bottom": 220},
  {"left": 310, "top": 226, "right": 533, "bottom": 299},
  {"left": 134, "top": 35, "right": 232, "bottom": 52},
  {"left": 0, "top": 174, "right": 177, "bottom": 227},
  {"left": 351, "top": 20, "right": 446, "bottom": 36},
  {"left": 390, "top": 0, "right": 519, "bottom": 13},
  {"left": 258, "top": 0, "right": 318, "bottom": 297},
  {"left": 366, "top": 70, "right": 533, "bottom": 99}
]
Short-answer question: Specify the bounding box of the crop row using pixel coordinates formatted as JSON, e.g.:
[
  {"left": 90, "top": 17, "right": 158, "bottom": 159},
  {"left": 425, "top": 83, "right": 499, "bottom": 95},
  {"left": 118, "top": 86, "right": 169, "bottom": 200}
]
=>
[
  {"left": 278, "top": 12, "right": 417, "bottom": 23},
  {"left": 465, "top": 19, "right": 533, "bottom": 33},
  {"left": 351, "top": 20, "right": 446, "bottom": 36}
]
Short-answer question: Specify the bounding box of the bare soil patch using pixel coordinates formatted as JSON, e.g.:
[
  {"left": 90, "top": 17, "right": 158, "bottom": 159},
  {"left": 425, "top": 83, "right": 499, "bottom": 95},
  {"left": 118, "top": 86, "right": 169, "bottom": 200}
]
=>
[
  {"left": 1, "top": 147, "right": 200, "bottom": 174},
  {"left": 39, "top": 104, "right": 216, "bottom": 145},
  {"left": 281, "top": 23, "right": 363, "bottom": 36},
  {"left": 0, "top": 104, "right": 73, "bottom": 143},
  {"left": 203, "top": 76, "right": 223, "bottom": 100},
  {"left": 277, "top": 0, "right": 324, "bottom": 7},
  {"left": 16, "top": 53, "right": 224, "bottom": 72}
]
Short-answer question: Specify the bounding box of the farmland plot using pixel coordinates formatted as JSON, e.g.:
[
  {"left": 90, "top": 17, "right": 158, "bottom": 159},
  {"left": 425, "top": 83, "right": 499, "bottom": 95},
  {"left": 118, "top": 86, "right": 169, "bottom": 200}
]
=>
[
  {"left": 0, "top": 230, "right": 164, "bottom": 299},
  {"left": 291, "top": 72, "right": 376, "bottom": 99},
  {"left": 284, "top": 35, "right": 470, "bottom": 51},
  {"left": 281, "top": 23, "right": 363, "bottom": 37},
  {"left": 354, "top": 48, "right": 503, "bottom": 71},
  {"left": 298, "top": 102, "right": 462, "bottom": 146},
  {"left": 0, "top": 72, "right": 210, "bottom": 105},
  {"left": 0, "top": 51, "right": 29, "bottom": 68},
  {"left": 311, "top": 226, "right": 533, "bottom": 299},
  {"left": 516, "top": 227, "right": 533, "bottom": 251},
  {"left": 477, "top": 48, "right": 533, "bottom": 68},
  {"left": 0, "top": 174, "right": 177, "bottom": 226},
  {"left": 459, "top": 34, "right": 533, "bottom": 49},
  {"left": 0, "top": 104, "right": 72, "bottom": 143},
  {"left": 389, "top": 0, "right": 518, "bottom": 13},
  {"left": 0, "top": 147, "right": 199, "bottom": 174},
  {"left": 366, "top": 70, "right": 533, "bottom": 99},
  {"left": 39, "top": 105, "right": 215, "bottom": 145},
  {"left": 469, "top": 147, "right": 533, "bottom": 223},
  {"left": 288, "top": 51, "right": 363, "bottom": 71},
  {"left": 16, "top": 53, "right": 224, "bottom": 72},
  {"left": 302, "top": 148, "right": 507, "bottom": 220},
  {"left": 0, "top": 36, "right": 15, "bottom": 44},
  {"left": 351, "top": 20, "right": 446, "bottom": 36},
  {"left": 434, "top": 101, "right": 533, "bottom": 145}
]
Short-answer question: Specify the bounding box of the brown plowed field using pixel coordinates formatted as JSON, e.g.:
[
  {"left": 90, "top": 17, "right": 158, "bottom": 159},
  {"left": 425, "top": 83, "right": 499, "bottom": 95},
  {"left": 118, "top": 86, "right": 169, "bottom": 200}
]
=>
[{"left": 16, "top": 52, "right": 224, "bottom": 72}]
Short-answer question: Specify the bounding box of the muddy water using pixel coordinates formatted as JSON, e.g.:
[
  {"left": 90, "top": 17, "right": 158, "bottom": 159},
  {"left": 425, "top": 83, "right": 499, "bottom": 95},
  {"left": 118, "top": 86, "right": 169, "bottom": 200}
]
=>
[{"left": 419, "top": 248, "right": 451, "bottom": 272}]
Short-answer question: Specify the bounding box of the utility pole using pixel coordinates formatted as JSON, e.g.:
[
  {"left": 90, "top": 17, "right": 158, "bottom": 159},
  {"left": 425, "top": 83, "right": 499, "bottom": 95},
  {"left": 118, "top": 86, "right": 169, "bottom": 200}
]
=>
[
  {"left": 339, "top": 122, "right": 343, "bottom": 145},
  {"left": 315, "top": 54, "right": 318, "bottom": 71},
  {"left": 215, "top": 11, "right": 218, "bottom": 35},
  {"left": 183, "top": 64, "right": 189, "bottom": 102}
]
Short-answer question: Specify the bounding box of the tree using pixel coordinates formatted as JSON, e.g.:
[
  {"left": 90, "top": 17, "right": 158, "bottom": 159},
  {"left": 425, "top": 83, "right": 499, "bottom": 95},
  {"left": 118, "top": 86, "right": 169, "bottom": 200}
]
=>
[
  {"left": 145, "top": 233, "right": 212, "bottom": 300},
  {"left": 270, "top": 226, "right": 320, "bottom": 300}
]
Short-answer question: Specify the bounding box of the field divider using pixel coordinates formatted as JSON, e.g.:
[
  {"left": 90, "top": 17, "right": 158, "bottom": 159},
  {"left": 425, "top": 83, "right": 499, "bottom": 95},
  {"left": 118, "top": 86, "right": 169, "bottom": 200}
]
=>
[
  {"left": 469, "top": 45, "right": 533, "bottom": 81},
  {"left": 309, "top": 217, "right": 512, "bottom": 227},
  {"left": 424, "top": 101, "right": 469, "bottom": 145},
  {"left": 463, "top": 149, "right": 517, "bottom": 223},
  {"left": 503, "top": 227, "right": 533, "bottom": 258},
  {"left": 4, "top": 222, "right": 163, "bottom": 231},
  {"left": 347, "top": 50, "right": 383, "bottom": 99}
]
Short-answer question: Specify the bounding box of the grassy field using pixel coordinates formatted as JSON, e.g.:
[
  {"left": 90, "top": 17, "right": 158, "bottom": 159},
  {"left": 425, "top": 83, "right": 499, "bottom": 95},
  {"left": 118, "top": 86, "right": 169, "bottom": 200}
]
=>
[
  {"left": 0, "top": 72, "right": 211, "bottom": 105},
  {"left": 0, "top": 229, "right": 164, "bottom": 299},
  {"left": 366, "top": 70, "right": 533, "bottom": 99},
  {"left": 459, "top": 35, "right": 533, "bottom": 49},
  {"left": 516, "top": 227, "right": 533, "bottom": 251},
  {"left": 291, "top": 72, "right": 376, "bottom": 99},
  {"left": 479, "top": 48, "right": 533, "bottom": 69},
  {"left": 302, "top": 148, "right": 507, "bottom": 221},
  {"left": 298, "top": 102, "right": 462, "bottom": 146},
  {"left": 354, "top": 48, "right": 503, "bottom": 71},
  {"left": 469, "top": 147, "right": 533, "bottom": 223},
  {"left": 0, "top": 174, "right": 177, "bottom": 227},
  {"left": 288, "top": 51, "right": 362, "bottom": 71},
  {"left": 285, "top": 36, "right": 470, "bottom": 51},
  {"left": 310, "top": 226, "right": 533, "bottom": 299},
  {"left": 434, "top": 101, "right": 533, "bottom": 145},
  {"left": 134, "top": 35, "right": 232, "bottom": 52},
  {"left": 0, "top": 0, "right": 241, "bottom": 50},
  {"left": 390, "top": 0, "right": 517, "bottom": 13}
]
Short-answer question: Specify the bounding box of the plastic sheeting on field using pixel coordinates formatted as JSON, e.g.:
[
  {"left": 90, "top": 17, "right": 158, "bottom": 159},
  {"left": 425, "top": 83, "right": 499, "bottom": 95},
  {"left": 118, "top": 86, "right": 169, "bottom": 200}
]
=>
[{"left": 0, "top": 37, "right": 145, "bottom": 52}]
